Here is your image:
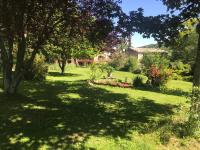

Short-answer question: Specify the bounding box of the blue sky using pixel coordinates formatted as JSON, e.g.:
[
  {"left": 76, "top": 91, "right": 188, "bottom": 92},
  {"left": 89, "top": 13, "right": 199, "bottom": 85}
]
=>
[{"left": 120, "top": 0, "right": 168, "bottom": 47}]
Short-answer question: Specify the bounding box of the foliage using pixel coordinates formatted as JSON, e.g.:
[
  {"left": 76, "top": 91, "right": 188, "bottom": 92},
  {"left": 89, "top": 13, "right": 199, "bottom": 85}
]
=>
[
  {"left": 89, "top": 63, "right": 103, "bottom": 81},
  {"left": 147, "top": 66, "right": 172, "bottom": 87},
  {"left": 141, "top": 54, "right": 170, "bottom": 74},
  {"left": 24, "top": 55, "right": 48, "bottom": 81},
  {"left": 169, "top": 20, "right": 198, "bottom": 65},
  {"left": 170, "top": 60, "right": 192, "bottom": 81},
  {"left": 186, "top": 87, "right": 200, "bottom": 138},
  {"left": 109, "top": 52, "right": 139, "bottom": 73},
  {"left": 100, "top": 31, "right": 124, "bottom": 52},
  {"left": 109, "top": 52, "right": 128, "bottom": 70},
  {"left": 90, "top": 63, "right": 115, "bottom": 80},
  {"left": 0, "top": 0, "right": 124, "bottom": 94},
  {"left": 45, "top": 29, "right": 99, "bottom": 74},
  {"left": 123, "top": 56, "right": 138, "bottom": 73},
  {"left": 133, "top": 69, "right": 142, "bottom": 74},
  {"left": 133, "top": 76, "right": 144, "bottom": 88},
  {"left": 100, "top": 64, "right": 115, "bottom": 78},
  {"left": 159, "top": 127, "right": 172, "bottom": 145},
  {"left": 141, "top": 54, "right": 171, "bottom": 87},
  {"left": 72, "top": 39, "right": 99, "bottom": 60}
]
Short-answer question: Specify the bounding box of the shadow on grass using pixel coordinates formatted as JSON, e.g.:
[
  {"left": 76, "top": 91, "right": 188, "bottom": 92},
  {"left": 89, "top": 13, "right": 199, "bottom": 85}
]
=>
[
  {"left": 48, "top": 72, "right": 81, "bottom": 77},
  {"left": 0, "top": 79, "right": 176, "bottom": 149}
]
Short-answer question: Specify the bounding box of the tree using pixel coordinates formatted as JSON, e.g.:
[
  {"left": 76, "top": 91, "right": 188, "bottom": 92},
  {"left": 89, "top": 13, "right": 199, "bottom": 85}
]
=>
[
  {"left": 169, "top": 20, "right": 198, "bottom": 66},
  {"left": 128, "top": 1, "right": 200, "bottom": 87},
  {"left": 0, "top": 0, "right": 123, "bottom": 94},
  {"left": 0, "top": 0, "right": 77, "bottom": 94},
  {"left": 45, "top": 26, "right": 80, "bottom": 74}
]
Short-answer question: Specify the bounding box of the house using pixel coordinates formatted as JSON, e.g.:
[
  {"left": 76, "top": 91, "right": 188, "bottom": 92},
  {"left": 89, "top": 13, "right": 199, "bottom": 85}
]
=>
[
  {"left": 68, "top": 51, "right": 111, "bottom": 66},
  {"left": 126, "top": 47, "right": 166, "bottom": 61},
  {"left": 93, "top": 51, "right": 111, "bottom": 62}
]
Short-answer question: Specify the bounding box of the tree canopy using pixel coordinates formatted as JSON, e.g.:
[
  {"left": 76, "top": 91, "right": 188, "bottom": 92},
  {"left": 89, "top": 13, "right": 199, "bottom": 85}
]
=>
[{"left": 0, "top": 0, "right": 125, "bottom": 94}]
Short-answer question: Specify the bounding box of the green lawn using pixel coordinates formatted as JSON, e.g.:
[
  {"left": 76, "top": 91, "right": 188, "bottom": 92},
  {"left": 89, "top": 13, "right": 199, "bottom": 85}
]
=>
[{"left": 0, "top": 67, "right": 198, "bottom": 150}]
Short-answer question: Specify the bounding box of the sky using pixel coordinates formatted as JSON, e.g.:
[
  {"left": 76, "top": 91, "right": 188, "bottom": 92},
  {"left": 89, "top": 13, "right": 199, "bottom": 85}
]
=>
[{"left": 120, "top": 0, "right": 168, "bottom": 47}]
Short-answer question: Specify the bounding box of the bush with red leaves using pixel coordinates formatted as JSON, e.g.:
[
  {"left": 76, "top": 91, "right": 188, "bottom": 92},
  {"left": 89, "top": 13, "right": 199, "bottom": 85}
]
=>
[{"left": 147, "top": 65, "right": 172, "bottom": 87}]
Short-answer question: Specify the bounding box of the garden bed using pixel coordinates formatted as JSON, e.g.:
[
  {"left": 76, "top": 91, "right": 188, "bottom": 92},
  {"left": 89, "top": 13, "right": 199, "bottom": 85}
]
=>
[{"left": 89, "top": 79, "right": 132, "bottom": 88}]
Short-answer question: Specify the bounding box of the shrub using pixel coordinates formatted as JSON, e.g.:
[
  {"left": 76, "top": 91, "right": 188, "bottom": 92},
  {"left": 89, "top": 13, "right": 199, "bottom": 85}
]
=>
[
  {"left": 159, "top": 128, "right": 172, "bottom": 145},
  {"left": 182, "top": 76, "right": 193, "bottom": 82},
  {"left": 100, "top": 64, "right": 115, "bottom": 78},
  {"left": 24, "top": 55, "right": 48, "bottom": 81},
  {"left": 133, "top": 76, "right": 144, "bottom": 87},
  {"left": 109, "top": 52, "right": 128, "bottom": 70},
  {"left": 147, "top": 66, "right": 172, "bottom": 87},
  {"left": 186, "top": 87, "right": 200, "bottom": 138},
  {"left": 109, "top": 53, "right": 139, "bottom": 73},
  {"left": 89, "top": 63, "right": 103, "bottom": 81},
  {"left": 171, "top": 73, "right": 183, "bottom": 80},
  {"left": 170, "top": 61, "right": 192, "bottom": 81},
  {"left": 123, "top": 56, "right": 138, "bottom": 73},
  {"left": 171, "top": 60, "right": 185, "bottom": 70},
  {"left": 141, "top": 54, "right": 170, "bottom": 74},
  {"left": 133, "top": 68, "right": 142, "bottom": 74}
]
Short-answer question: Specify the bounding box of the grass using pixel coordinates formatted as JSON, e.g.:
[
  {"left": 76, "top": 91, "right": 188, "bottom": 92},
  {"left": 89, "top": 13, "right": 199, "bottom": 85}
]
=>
[{"left": 0, "top": 66, "right": 198, "bottom": 150}]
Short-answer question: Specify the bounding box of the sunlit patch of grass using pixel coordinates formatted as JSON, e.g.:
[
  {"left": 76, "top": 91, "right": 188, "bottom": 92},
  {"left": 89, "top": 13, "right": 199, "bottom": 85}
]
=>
[
  {"left": 9, "top": 133, "right": 30, "bottom": 144},
  {"left": 84, "top": 133, "right": 157, "bottom": 150},
  {"left": 19, "top": 137, "right": 30, "bottom": 144},
  {"left": 166, "top": 80, "right": 192, "bottom": 92},
  {"left": 23, "top": 104, "right": 47, "bottom": 110},
  {"left": 58, "top": 93, "right": 81, "bottom": 100},
  {"left": 55, "top": 123, "right": 65, "bottom": 130},
  {"left": 9, "top": 115, "right": 23, "bottom": 123},
  {"left": 38, "top": 144, "right": 50, "bottom": 150}
]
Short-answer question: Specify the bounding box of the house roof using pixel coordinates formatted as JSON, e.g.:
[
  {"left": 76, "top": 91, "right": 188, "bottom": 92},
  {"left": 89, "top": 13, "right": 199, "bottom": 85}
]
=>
[{"left": 128, "top": 47, "right": 166, "bottom": 54}]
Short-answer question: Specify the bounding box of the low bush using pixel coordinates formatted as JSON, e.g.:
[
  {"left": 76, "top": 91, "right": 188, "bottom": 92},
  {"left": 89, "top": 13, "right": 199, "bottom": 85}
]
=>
[
  {"left": 122, "top": 56, "right": 138, "bottom": 73},
  {"left": 159, "top": 129, "right": 172, "bottom": 145},
  {"left": 24, "top": 55, "right": 48, "bottom": 81},
  {"left": 133, "top": 68, "right": 142, "bottom": 74},
  {"left": 171, "top": 73, "right": 183, "bottom": 80},
  {"left": 133, "top": 76, "right": 144, "bottom": 87},
  {"left": 146, "top": 66, "right": 172, "bottom": 87},
  {"left": 100, "top": 64, "right": 115, "bottom": 78},
  {"left": 182, "top": 76, "right": 193, "bottom": 82},
  {"left": 141, "top": 54, "right": 170, "bottom": 74},
  {"left": 109, "top": 52, "right": 128, "bottom": 70},
  {"left": 109, "top": 53, "right": 138, "bottom": 73},
  {"left": 89, "top": 63, "right": 103, "bottom": 81},
  {"left": 170, "top": 61, "right": 192, "bottom": 81}
]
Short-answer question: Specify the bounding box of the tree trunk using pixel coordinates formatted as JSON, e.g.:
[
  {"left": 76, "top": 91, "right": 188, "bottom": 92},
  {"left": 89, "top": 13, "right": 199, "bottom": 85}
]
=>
[
  {"left": 61, "top": 64, "right": 65, "bottom": 75},
  {"left": 3, "top": 64, "right": 22, "bottom": 94},
  {"left": 193, "top": 23, "right": 200, "bottom": 87},
  {"left": 75, "top": 59, "right": 79, "bottom": 67},
  {"left": 58, "top": 59, "right": 66, "bottom": 75},
  {"left": 3, "top": 75, "right": 22, "bottom": 94}
]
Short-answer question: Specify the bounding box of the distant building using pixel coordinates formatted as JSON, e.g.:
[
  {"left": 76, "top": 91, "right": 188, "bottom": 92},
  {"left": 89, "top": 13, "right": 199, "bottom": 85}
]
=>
[
  {"left": 68, "top": 51, "right": 111, "bottom": 66},
  {"left": 93, "top": 51, "right": 111, "bottom": 62},
  {"left": 126, "top": 47, "right": 166, "bottom": 61},
  {"left": 68, "top": 44, "right": 166, "bottom": 65}
]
